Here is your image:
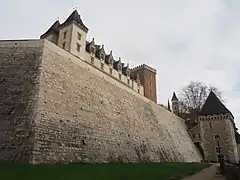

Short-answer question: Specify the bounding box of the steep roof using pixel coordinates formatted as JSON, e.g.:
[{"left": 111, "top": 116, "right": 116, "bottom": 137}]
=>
[
  {"left": 61, "top": 10, "right": 88, "bottom": 32},
  {"left": 171, "top": 92, "right": 178, "bottom": 101},
  {"left": 199, "top": 91, "right": 233, "bottom": 117},
  {"left": 40, "top": 20, "right": 60, "bottom": 38}
]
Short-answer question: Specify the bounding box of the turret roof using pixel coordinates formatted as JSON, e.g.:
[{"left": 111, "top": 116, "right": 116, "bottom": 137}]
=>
[
  {"left": 40, "top": 20, "right": 60, "bottom": 38},
  {"left": 61, "top": 10, "right": 88, "bottom": 32},
  {"left": 199, "top": 91, "right": 233, "bottom": 117},
  {"left": 171, "top": 92, "right": 179, "bottom": 101}
]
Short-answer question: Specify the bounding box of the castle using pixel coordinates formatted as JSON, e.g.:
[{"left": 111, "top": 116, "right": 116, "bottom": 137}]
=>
[
  {"left": 0, "top": 10, "right": 202, "bottom": 164},
  {"left": 170, "top": 92, "right": 240, "bottom": 163},
  {"left": 0, "top": 9, "right": 239, "bottom": 164},
  {"left": 40, "top": 10, "right": 157, "bottom": 103}
]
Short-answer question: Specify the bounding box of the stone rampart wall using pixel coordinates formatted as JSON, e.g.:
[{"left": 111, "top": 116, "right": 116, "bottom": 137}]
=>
[
  {"left": 0, "top": 40, "right": 201, "bottom": 164},
  {"left": 31, "top": 40, "right": 201, "bottom": 163},
  {"left": 0, "top": 40, "right": 43, "bottom": 162}
]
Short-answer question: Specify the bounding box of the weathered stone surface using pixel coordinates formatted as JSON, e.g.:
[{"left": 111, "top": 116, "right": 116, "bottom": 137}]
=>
[
  {"left": 199, "top": 114, "right": 239, "bottom": 163},
  {"left": 0, "top": 40, "right": 201, "bottom": 164},
  {"left": 0, "top": 43, "right": 43, "bottom": 162}
]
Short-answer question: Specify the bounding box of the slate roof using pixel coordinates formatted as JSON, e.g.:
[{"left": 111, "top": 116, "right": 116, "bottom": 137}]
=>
[
  {"left": 61, "top": 10, "right": 88, "bottom": 32},
  {"left": 199, "top": 91, "right": 233, "bottom": 117},
  {"left": 40, "top": 20, "right": 60, "bottom": 38},
  {"left": 171, "top": 92, "right": 178, "bottom": 101}
]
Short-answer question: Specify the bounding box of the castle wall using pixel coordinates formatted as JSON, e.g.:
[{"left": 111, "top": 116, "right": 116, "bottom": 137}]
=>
[
  {"left": 0, "top": 40, "right": 44, "bottom": 162},
  {"left": 200, "top": 114, "right": 239, "bottom": 163},
  {"left": 0, "top": 39, "right": 201, "bottom": 164},
  {"left": 31, "top": 40, "right": 201, "bottom": 164}
]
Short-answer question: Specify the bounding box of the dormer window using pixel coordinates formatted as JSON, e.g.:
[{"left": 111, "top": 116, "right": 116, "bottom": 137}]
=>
[
  {"left": 100, "top": 53, "right": 105, "bottom": 60},
  {"left": 118, "top": 64, "right": 122, "bottom": 71},
  {"left": 109, "top": 59, "right": 113, "bottom": 66},
  {"left": 91, "top": 46, "right": 96, "bottom": 54},
  {"left": 126, "top": 70, "right": 130, "bottom": 76}
]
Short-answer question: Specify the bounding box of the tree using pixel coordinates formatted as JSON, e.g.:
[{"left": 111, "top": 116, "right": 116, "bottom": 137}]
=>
[{"left": 179, "top": 81, "right": 224, "bottom": 113}]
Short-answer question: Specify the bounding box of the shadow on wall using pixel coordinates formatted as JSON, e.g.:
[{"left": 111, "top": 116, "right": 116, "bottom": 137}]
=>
[{"left": 195, "top": 142, "right": 205, "bottom": 161}]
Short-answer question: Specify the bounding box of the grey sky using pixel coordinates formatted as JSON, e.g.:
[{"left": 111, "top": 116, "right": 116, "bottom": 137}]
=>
[{"left": 1, "top": 0, "right": 240, "bottom": 129}]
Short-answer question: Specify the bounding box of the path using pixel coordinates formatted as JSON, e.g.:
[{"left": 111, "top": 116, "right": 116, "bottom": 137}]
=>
[{"left": 182, "top": 164, "right": 225, "bottom": 180}]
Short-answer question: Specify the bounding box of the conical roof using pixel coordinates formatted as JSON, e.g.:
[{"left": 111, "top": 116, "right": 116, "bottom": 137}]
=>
[
  {"left": 199, "top": 91, "right": 233, "bottom": 117},
  {"left": 61, "top": 10, "right": 88, "bottom": 32},
  {"left": 171, "top": 92, "right": 178, "bottom": 101},
  {"left": 40, "top": 20, "right": 60, "bottom": 38}
]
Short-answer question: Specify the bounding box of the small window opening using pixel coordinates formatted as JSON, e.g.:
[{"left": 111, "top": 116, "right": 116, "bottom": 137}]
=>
[
  {"left": 62, "top": 42, "right": 66, "bottom": 49},
  {"left": 77, "top": 32, "right": 82, "bottom": 40},
  {"left": 209, "top": 122, "right": 213, "bottom": 128},
  {"left": 63, "top": 31, "right": 67, "bottom": 39},
  {"left": 91, "top": 57, "right": 94, "bottom": 64},
  {"left": 76, "top": 43, "right": 81, "bottom": 52}
]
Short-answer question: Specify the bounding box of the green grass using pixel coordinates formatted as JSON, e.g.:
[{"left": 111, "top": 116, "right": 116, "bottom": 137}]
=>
[{"left": 0, "top": 162, "right": 209, "bottom": 180}]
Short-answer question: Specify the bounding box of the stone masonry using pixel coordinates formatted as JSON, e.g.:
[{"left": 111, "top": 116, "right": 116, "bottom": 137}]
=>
[
  {"left": 0, "top": 40, "right": 201, "bottom": 164},
  {"left": 0, "top": 41, "right": 44, "bottom": 162}
]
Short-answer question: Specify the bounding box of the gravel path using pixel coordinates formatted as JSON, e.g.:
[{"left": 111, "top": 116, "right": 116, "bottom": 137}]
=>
[{"left": 182, "top": 164, "right": 225, "bottom": 180}]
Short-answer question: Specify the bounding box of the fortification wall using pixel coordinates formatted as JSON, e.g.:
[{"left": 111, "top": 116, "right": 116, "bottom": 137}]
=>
[
  {"left": 0, "top": 40, "right": 201, "bottom": 164},
  {"left": 31, "top": 40, "right": 201, "bottom": 163},
  {"left": 0, "top": 40, "right": 44, "bottom": 162}
]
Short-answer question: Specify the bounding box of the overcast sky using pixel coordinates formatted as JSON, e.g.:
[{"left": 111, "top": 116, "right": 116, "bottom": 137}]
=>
[{"left": 1, "top": 0, "right": 240, "bottom": 129}]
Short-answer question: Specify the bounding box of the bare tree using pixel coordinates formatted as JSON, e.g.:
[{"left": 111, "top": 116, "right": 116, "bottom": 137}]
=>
[{"left": 179, "top": 81, "right": 224, "bottom": 113}]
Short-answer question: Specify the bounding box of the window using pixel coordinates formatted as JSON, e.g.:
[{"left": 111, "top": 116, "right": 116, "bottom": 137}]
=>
[
  {"left": 77, "top": 32, "right": 82, "bottom": 40},
  {"left": 150, "top": 82, "right": 152, "bottom": 87},
  {"left": 127, "top": 79, "right": 130, "bottom": 85},
  {"left": 215, "top": 146, "right": 221, "bottom": 154},
  {"left": 100, "top": 53, "right": 105, "bottom": 60},
  {"left": 126, "top": 70, "right": 130, "bottom": 76},
  {"left": 138, "top": 89, "right": 140, "bottom": 93},
  {"left": 63, "top": 31, "right": 67, "bottom": 39},
  {"left": 62, "top": 42, "right": 66, "bottom": 49},
  {"left": 101, "top": 63, "right": 104, "bottom": 70},
  {"left": 91, "top": 57, "right": 94, "bottom": 64},
  {"left": 76, "top": 43, "right": 81, "bottom": 52},
  {"left": 198, "top": 133, "right": 201, "bottom": 139},
  {"left": 192, "top": 134, "right": 195, "bottom": 138},
  {"left": 209, "top": 122, "right": 213, "bottom": 128},
  {"left": 91, "top": 46, "right": 96, "bottom": 54},
  {"left": 118, "top": 65, "right": 122, "bottom": 71},
  {"left": 109, "top": 68, "right": 112, "bottom": 75},
  {"left": 214, "top": 134, "right": 220, "bottom": 140},
  {"left": 119, "top": 74, "right": 121, "bottom": 80}
]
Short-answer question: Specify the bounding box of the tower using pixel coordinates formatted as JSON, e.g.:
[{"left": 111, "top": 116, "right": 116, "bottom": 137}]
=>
[
  {"left": 130, "top": 64, "right": 157, "bottom": 103},
  {"left": 40, "top": 10, "right": 88, "bottom": 59},
  {"left": 198, "top": 91, "right": 239, "bottom": 163},
  {"left": 171, "top": 92, "right": 179, "bottom": 115}
]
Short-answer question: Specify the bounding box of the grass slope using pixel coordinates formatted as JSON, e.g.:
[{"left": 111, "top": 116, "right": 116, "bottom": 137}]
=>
[{"left": 0, "top": 162, "right": 209, "bottom": 180}]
